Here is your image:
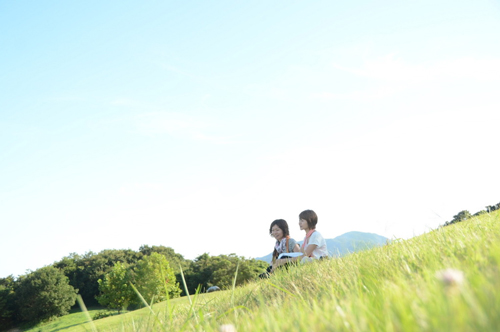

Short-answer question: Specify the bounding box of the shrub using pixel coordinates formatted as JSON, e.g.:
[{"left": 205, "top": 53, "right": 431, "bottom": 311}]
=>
[{"left": 15, "top": 266, "right": 77, "bottom": 324}]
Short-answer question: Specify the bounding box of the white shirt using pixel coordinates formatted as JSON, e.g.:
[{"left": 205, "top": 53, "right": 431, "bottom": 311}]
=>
[{"left": 304, "top": 230, "right": 328, "bottom": 259}]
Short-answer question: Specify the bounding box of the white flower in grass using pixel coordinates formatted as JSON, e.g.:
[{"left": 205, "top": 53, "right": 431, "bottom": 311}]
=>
[
  {"left": 435, "top": 268, "right": 465, "bottom": 286},
  {"left": 219, "top": 324, "right": 236, "bottom": 332}
]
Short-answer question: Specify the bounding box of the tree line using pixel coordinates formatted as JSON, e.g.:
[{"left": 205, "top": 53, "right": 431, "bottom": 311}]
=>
[
  {"left": 442, "top": 201, "right": 500, "bottom": 227},
  {"left": 0, "top": 245, "right": 267, "bottom": 330}
]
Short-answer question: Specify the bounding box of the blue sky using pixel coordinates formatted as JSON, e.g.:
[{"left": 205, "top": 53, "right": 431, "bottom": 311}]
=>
[{"left": 1, "top": 1, "right": 500, "bottom": 278}]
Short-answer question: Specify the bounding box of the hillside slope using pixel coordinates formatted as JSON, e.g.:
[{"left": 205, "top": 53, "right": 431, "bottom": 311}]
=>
[{"left": 29, "top": 210, "right": 500, "bottom": 332}]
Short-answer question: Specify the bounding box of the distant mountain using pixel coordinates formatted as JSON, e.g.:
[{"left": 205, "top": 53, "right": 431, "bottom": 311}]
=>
[
  {"left": 325, "top": 231, "right": 388, "bottom": 257},
  {"left": 255, "top": 231, "right": 388, "bottom": 263}
]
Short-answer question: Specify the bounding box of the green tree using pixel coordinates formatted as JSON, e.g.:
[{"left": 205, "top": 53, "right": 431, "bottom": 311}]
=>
[
  {"left": 0, "top": 276, "right": 17, "bottom": 330},
  {"left": 184, "top": 254, "right": 267, "bottom": 293},
  {"left": 54, "top": 249, "right": 142, "bottom": 306},
  {"left": 96, "top": 262, "right": 135, "bottom": 311},
  {"left": 473, "top": 210, "right": 487, "bottom": 217},
  {"left": 184, "top": 253, "right": 215, "bottom": 294},
  {"left": 138, "top": 245, "right": 189, "bottom": 274},
  {"left": 134, "top": 253, "right": 181, "bottom": 303},
  {"left": 15, "top": 266, "right": 77, "bottom": 324},
  {"left": 211, "top": 254, "right": 267, "bottom": 289},
  {"left": 444, "top": 210, "right": 473, "bottom": 226},
  {"left": 486, "top": 203, "right": 500, "bottom": 212},
  {"left": 453, "top": 210, "right": 472, "bottom": 222},
  {"left": 138, "top": 245, "right": 192, "bottom": 295}
]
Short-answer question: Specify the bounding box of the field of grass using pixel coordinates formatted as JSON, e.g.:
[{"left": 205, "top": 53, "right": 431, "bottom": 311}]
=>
[
  {"left": 23, "top": 307, "right": 112, "bottom": 332},
  {"left": 28, "top": 210, "right": 500, "bottom": 332}
]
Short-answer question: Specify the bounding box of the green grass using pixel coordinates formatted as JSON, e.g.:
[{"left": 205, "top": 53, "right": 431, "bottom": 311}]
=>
[
  {"left": 27, "top": 210, "right": 500, "bottom": 332},
  {"left": 23, "top": 307, "right": 119, "bottom": 332}
]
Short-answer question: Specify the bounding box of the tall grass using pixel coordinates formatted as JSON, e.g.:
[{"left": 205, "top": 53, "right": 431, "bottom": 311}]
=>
[{"left": 34, "top": 210, "right": 500, "bottom": 332}]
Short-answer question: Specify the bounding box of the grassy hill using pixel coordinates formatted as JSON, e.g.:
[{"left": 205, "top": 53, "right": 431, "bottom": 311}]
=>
[{"left": 28, "top": 210, "right": 500, "bottom": 332}]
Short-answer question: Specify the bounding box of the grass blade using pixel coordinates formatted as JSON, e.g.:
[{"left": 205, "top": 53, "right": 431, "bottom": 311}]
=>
[
  {"left": 76, "top": 295, "right": 98, "bottom": 332},
  {"left": 231, "top": 261, "right": 240, "bottom": 307}
]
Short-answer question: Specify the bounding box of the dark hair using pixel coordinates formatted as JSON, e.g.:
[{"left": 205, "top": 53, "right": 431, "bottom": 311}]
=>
[
  {"left": 269, "top": 219, "right": 290, "bottom": 237},
  {"left": 299, "top": 210, "right": 318, "bottom": 229}
]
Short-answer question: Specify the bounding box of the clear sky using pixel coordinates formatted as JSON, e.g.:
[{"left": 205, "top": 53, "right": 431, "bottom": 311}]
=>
[{"left": 1, "top": 1, "right": 500, "bottom": 278}]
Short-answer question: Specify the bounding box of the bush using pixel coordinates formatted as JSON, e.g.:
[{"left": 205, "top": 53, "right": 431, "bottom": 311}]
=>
[
  {"left": 0, "top": 276, "right": 16, "bottom": 331},
  {"left": 92, "top": 310, "right": 121, "bottom": 320},
  {"left": 15, "top": 266, "right": 77, "bottom": 324}
]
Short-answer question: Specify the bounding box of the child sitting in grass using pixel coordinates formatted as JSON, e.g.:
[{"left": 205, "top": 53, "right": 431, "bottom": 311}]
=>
[
  {"left": 298, "top": 209, "right": 328, "bottom": 262},
  {"left": 259, "top": 219, "right": 300, "bottom": 278}
]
